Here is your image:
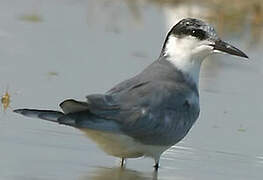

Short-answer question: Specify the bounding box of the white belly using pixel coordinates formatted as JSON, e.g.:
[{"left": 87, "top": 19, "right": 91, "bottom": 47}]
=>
[{"left": 81, "top": 129, "right": 170, "bottom": 160}]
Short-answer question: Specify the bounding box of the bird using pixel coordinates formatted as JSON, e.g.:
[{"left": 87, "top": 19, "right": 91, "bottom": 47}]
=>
[{"left": 14, "top": 18, "right": 248, "bottom": 170}]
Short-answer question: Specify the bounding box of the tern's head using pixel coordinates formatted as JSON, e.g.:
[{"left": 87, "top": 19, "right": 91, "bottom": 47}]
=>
[
  {"left": 161, "top": 18, "right": 248, "bottom": 61},
  {"left": 160, "top": 18, "right": 248, "bottom": 85}
]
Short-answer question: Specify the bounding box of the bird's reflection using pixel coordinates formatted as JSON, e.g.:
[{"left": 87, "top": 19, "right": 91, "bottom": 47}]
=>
[{"left": 81, "top": 167, "right": 158, "bottom": 180}]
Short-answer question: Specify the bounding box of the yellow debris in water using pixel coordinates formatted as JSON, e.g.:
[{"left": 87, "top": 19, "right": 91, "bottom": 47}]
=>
[
  {"left": 237, "top": 128, "right": 246, "bottom": 132},
  {"left": 19, "top": 14, "right": 43, "bottom": 23},
  {"left": 47, "top": 71, "right": 59, "bottom": 76},
  {"left": 1, "top": 91, "right": 11, "bottom": 112}
]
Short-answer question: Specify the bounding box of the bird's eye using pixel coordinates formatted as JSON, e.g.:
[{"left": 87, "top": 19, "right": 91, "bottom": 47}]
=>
[{"left": 190, "top": 29, "right": 206, "bottom": 40}]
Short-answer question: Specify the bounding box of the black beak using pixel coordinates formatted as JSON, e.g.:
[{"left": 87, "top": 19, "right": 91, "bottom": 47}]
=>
[{"left": 211, "top": 40, "right": 248, "bottom": 58}]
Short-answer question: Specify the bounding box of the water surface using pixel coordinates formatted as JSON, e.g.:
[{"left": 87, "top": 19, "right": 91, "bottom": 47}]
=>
[{"left": 0, "top": 0, "right": 263, "bottom": 179}]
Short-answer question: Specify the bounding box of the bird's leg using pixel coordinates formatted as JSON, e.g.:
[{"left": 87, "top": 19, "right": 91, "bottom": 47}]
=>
[
  {"left": 152, "top": 169, "right": 158, "bottom": 180},
  {"left": 121, "top": 158, "right": 125, "bottom": 167},
  {"left": 154, "top": 161, "right": 159, "bottom": 171},
  {"left": 153, "top": 156, "right": 160, "bottom": 171}
]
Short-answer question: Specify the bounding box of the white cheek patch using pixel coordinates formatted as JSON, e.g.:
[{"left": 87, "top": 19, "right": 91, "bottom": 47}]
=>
[
  {"left": 192, "top": 42, "right": 214, "bottom": 57},
  {"left": 164, "top": 36, "right": 213, "bottom": 85},
  {"left": 165, "top": 36, "right": 213, "bottom": 59},
  {"left": 165, "top": 36, "right": 198, "bottom": 54},
  {"left": 165, "top": 36, "right": 198, "bottom": 57}
]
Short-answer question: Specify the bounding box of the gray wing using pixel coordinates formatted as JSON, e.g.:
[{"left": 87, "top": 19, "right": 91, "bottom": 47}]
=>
[
  {"left": 14, "top": 60, "right": 199, "bottom": 146},
  {"left": 59, "top": 80, "right": 199, "bottom": 146}
]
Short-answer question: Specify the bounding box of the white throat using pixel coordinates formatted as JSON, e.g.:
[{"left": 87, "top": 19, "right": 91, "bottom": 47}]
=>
[{"left": 164, "top": 35, "right": 212, "bottom": 86}]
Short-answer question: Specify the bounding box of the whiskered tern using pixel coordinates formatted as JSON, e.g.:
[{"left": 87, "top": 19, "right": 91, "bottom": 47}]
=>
[{"left": 14, "top": 18, "right": 248, "bottom": 170}]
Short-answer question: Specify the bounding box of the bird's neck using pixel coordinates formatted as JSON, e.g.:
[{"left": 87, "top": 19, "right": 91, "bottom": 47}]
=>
[
  {"left": 165, "top": 53, "right": 202, "bottom": 87},
  {"left": 161, "top": 36, "right": 207, "bottom": 87}
]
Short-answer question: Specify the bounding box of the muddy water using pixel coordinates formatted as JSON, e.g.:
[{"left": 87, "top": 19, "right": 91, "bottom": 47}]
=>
[{"left": 0, "top": 0, "right": 262, "bottom": 179}]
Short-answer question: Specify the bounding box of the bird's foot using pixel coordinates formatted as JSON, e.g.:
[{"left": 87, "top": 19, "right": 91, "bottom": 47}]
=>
[
  {"left": 153, "top": 162, "right": 159, "bottom": 171},
  {"left": 120, "top": 158, "right": 126, "bottom": 167}
]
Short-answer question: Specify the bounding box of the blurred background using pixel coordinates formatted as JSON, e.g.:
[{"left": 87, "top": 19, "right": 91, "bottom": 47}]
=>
[{"left": 0, "top": 0, "right": 262, "bottom": 179}]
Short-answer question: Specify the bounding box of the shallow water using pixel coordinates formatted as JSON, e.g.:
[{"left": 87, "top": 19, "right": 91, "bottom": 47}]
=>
[{"left": 0, "top": 0, "right": 263, "bottom": 179}]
